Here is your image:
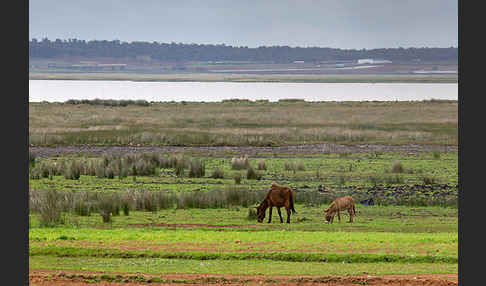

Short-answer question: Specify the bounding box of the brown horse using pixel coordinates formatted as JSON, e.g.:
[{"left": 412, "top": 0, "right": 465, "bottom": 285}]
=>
[
  {"left": 256, "top": 182, "right": 296, "bottom": 223},
  {"left": 324, "top": 196, "right": 356, "bottom": 224}
]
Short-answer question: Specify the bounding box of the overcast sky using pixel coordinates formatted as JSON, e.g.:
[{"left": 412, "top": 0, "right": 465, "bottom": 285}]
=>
[{"left": 29, "top": 0, "right": 458, "bottom": 49}]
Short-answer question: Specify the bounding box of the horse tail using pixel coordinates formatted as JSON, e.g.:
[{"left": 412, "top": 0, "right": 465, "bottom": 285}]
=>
[
  {"left": 290, "top": 190, "right": 297, "bottom": 214},
  {"left": 352, "top": 204, "right": 356, "bottom": 216}
]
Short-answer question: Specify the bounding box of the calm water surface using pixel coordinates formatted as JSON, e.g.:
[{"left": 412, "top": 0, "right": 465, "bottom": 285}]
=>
[{"left": 29, "top": 80, "right": 458, "bottom": 102}]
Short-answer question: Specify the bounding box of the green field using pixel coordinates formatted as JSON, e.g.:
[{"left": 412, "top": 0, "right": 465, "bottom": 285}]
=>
[
  {"left": 29, "top": 98, "right": 458, "bottom": 281},
  {"left": 29, "top": 149, "right": 458, "bottom": 278}
]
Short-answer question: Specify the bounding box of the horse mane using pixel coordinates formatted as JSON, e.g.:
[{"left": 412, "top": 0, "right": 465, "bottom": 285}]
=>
[{"left": 258, "top": 198, "right": 269, "bottom": 209}]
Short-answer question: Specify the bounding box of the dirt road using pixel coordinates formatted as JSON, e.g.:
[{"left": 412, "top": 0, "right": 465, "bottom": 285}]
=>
[{"left": 29, "top": 270, "right": 458, "bottom": 286}]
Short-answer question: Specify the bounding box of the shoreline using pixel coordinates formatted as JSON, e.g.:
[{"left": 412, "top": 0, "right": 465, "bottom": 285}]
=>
[{"left": 29, "top": 72, "right": 458, "bottom": 83}]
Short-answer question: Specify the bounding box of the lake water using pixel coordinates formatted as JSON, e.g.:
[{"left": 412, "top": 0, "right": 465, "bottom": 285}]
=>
[{"left": 29, "top": 80, "right": 458, "bottom": 102}]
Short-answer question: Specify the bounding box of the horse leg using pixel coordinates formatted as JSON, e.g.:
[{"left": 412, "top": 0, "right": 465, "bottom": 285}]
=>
[
  {"left": 285, "top": 207, "right": 291, "bottom": 223},
  {"left": 268, "top": 206, "right": 273, "bottom": 223},
  {"left": 337, "top": 211, "right": 341, "bottom": 223},
  {"left": 347, "top": 208, "right": 353, "bottom": 223},
  {"left": 277, "top": 207, "right": 283, "bottom": 223}
]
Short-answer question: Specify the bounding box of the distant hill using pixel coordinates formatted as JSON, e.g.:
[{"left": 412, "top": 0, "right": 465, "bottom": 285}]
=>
[{"left": 29, "top": 38, "right": 458, "bottom": 63}]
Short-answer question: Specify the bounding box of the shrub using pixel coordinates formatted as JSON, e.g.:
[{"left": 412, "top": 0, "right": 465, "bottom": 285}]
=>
[
  {"left": 29, "top": 151, "right": 37, "bottom": 169},
  {"left": 105, "top": 167, "right": 115, "bottom": 179},
  {"left": 247, "top": 208, "right": 258, "bottom": 220},
  {"left": 189, "top": 158, "right": 205, "bottom": 178},
  {"left": 95, "top": 162, "right": 106, "bottom": 178},
  {"left": 119, "top": 166, "right": 129, "bottom": 180},
  {"left": 421, "top": 175, "right": 438, "bottom": 185},
  {"left": 138, "top": 191, "right": 158, "bottom": 212},
  {"left": 175, "top": 158, "right": 186, "bottom": 177},
  {"left": 64, "top": 161, "right": 81, "bottom": 180},
  {"left": 155, "top": 192, "right": 176, "bottom": 210},
  {"left": 97, "top": 193, "right": 119, "bottom": 223},
  {"left": 85, "top": 161, "right": 97, "bottom": 176},
  {"left": 384, "top": 174, "right": 404, "bottom": 184},
  {"left": 231, "top": 155, "right": 249, "bottom": 170},
  {"left": 391, "top": 160, "right": 405, "bottom": 173},
  {"left": 257, "top": 160, "right": 267, "bottom": 170},
  {"left": 38, "top": 189, "right": 64, "bottom": 227},
  {"left": 134, "top": 160, "right": 156, "bottom": 176},
  {"left": 284, "top": 161, "right": 295, "bottom": 171},
  {"left": 246, "top": 167, "right": 261, "bottom": 180},
  {"left": 233, "top": 173, "right": 242, "bottom": 184},
  {"left": 39, "top": 162, "right": 51, "bottom": 178},
  {"left": 433, "top": 150, "right": 441, "bottom": 159},
  {"left": 72, "top": 192, "right": 92, "bottom": 216},
  {"left": 338, "top": 175, "right": 347, "bottom": 185},
  {"left": 159, "top": 155, "right": 170, "bottom": 168},
  {"left": 367, "top": 174, "right": 383, "bottom": 186},
  {"left": 296, "top": 160, "right": 305, "bottom": 171},
  {"left": 211, "top": 168, "right": 225, "bottom": 179}
]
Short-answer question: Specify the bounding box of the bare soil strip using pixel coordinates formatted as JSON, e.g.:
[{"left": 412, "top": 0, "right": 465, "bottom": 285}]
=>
[
  {"left": 30, "top": 143, "right": 458, "bottom": 158},
  {"left": 29, "top": 270, "right": 458, "bottom": 285},
  {"left": 127, "top": 223, "right": 263, "bottom": 228}
]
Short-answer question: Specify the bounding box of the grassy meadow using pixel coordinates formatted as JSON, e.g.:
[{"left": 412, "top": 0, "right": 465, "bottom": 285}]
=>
[
  {"left": 29, "top": 148, "right": 458, "bottom": 278},
  {"left": 29, "top": 99, "right": 458, "bottom": 281},
  {"left": 29, "top": 99, "right": 458, "bottom": 146}
]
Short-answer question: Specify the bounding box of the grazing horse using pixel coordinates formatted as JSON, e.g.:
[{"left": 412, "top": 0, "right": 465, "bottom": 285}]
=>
[
  {"left": 324, "top": 195, "right": 356, "bottom": 224},
  {"left": 256, "top": 182, "right": 296, "bottom": 223}
]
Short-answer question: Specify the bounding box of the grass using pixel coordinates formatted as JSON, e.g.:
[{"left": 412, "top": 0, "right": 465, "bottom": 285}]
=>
[
  {"left": 29, "top": 204, "right": 458, "bottom": 232},
  {"left": 30, "top": 256, "right": 458, "bottom": 276},
  {"left": 28, "top": 203, "right": 458, "bottom": 276},
  {"left": 28, "top": 149, "right": 457, "bottom": 278},
  {"left": 28, "top": 151, "right": 458, "bottom": 208},
  {"left": 30, "top": 245, "right": 457, "bottom": 264},
  {"left": 29, "top": 100, "right": 458, "bottom": 146}
]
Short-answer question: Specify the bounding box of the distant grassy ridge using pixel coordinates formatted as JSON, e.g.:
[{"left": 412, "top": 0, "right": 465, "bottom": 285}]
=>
[
  {"left": 29, "top": 100, "right": 458, "bottom": 146},
  {"left": 29, "top": 72, "right": 458, "bottom": 83}
]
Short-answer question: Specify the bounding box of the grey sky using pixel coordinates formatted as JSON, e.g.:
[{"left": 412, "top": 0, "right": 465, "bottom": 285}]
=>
[{"left": 29, "top": 0, "right": 458, "bottom": 49}]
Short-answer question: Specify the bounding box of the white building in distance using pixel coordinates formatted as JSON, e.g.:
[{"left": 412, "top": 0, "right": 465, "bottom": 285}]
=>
[{"left": 357, "top": 59, "right": 392, "bottom": 64}]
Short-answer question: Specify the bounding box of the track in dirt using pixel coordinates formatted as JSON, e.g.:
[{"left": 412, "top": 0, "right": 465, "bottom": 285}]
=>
[
  {"left": 29, "top": 270, "right": 458, "bottom": 286},
  {"left": 30, "top": 143, "right": 458, "bottom": 158}
]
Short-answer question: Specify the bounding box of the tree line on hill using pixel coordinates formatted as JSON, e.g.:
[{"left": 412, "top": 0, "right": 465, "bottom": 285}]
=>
[{"left": 29, "top": 38, "right": 458, "bottom": 63}]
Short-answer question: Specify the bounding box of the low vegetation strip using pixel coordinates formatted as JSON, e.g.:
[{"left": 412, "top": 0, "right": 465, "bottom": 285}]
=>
[
  {"left": 29, "top": 228, "right": 457, "bottom": 245},
  {"left": 29, "top": 100, "right": 458, "bottom": 146},
  {"left": 30, "top": 245, "right": 457, "bottom": 264},
  {"left": 30, "top": 257, "right": 458, "bottom": 278}
]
